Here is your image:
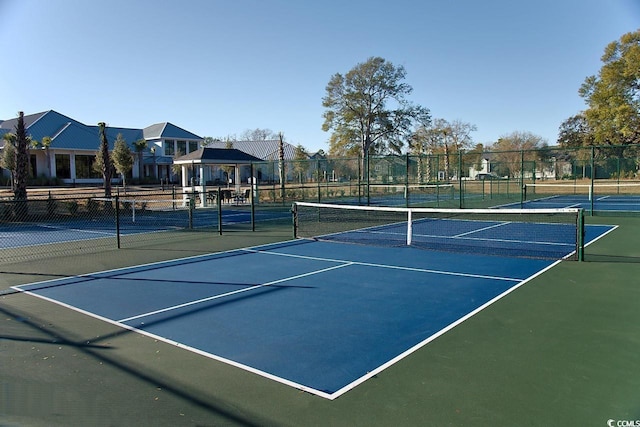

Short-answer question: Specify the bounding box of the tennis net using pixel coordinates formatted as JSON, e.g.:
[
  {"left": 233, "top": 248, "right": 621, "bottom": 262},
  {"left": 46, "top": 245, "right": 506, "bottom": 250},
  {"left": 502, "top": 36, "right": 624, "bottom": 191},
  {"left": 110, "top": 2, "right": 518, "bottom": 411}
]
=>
[{"left": 293, "top": 202, "right": 584, "bottom": 260}]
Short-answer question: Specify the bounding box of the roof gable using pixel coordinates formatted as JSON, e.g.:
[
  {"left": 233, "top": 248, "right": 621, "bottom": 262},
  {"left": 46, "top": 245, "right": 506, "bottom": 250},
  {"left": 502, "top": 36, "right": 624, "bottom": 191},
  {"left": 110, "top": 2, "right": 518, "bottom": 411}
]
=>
[
  {"left": 142, "top": 123, "right": 166, "bottom": 139},
  {"left": 0, "top": 110, "right": 85, "bottom": 143},
  {"left": 144, "top": 122, "right": 202, "bottom": 140},
  {"left": 0, "top": 111, "right": 48, "bottom": 131}
]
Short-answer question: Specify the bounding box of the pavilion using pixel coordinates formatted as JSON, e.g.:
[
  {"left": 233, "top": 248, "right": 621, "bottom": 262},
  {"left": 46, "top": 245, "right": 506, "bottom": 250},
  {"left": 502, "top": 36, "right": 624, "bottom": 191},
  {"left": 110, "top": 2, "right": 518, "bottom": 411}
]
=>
[{"left": 173, "top": 148, "right": 263, "bottom": 207}]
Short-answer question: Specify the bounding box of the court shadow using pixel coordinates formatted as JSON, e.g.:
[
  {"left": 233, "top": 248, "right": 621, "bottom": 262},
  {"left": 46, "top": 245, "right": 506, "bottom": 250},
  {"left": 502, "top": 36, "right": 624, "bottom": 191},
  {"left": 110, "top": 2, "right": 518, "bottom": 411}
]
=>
[
  {"left": 585, "top": 254, "right": 640, "bottom": 263},
  {"left": 0, "top": 300, "right": 277, "bottom": 426}
]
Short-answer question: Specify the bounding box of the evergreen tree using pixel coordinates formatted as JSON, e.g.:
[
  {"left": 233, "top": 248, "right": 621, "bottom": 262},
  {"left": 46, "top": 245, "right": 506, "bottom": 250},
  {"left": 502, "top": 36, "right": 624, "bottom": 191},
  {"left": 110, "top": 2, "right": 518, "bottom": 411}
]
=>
[
  {"left": 14, "top": 112, "right": 29, "bottom": 202},
  {"left": 112, "top": 133, "right": 133, "bottom": 189},
  {"left": 97, "top": 122, "right": 113, "bottom": 197}
]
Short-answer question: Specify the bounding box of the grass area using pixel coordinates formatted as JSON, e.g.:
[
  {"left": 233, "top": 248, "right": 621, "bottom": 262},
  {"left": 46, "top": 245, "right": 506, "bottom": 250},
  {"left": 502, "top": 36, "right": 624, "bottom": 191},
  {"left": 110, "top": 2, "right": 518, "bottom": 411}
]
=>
[{"left": 1, "top": 216, "right": 638, "bottom": 426}]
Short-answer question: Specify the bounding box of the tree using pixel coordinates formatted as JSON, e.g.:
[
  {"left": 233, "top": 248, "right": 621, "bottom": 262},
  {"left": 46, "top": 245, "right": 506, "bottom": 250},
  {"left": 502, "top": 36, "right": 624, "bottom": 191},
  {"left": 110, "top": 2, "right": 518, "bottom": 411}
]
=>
[
  {"left": 41, "top": 136, "right": 52, "bottom": 178},
  {"left": 409, "top": 118, "right": 476, "bottom": 181},
  {"left": 13, "top": 112, "right": 29, "bottom": 202},
  {"left": 557, "top": 113, "right": 595, "bottom": 148},
  {"left": 278, "top": 132, "right": 285, "bottom": 199},
  {"left": 322, "top": 57, "right": 431, "bottom": 166},
  {"left": 132, "top": 139, "right": 147, "bottom": 181},
  {"left": 410, "top": 121, "right": 444, "bottom": 182},
  {"left": 490, "top": 131, "right": 548, "bottom": 178},
  {"left": 434, "top": 119, "right": 476, "bottom": 180},
  {"left": 29, "top": 136, "right": 53, "bottom": 179},
  {"left": 579, "top": 30, "right": 640, "bottom": 145},
  {"left": 220, "top": 140, "right": 234, "bottom": 184},
  {"left": 293, "top": 144, "right": 309, "bottom": 183},
  {"left": 1, "top": 133, "right": 17, "bottom": 188},
  {"left": 112, "top": 133, "right": 133, "bottom": 189},
  {"left": 241, "top": 128, "right": 276, "bottom": 141},
  {"left": 96, "top": 122, "right": 113, "bottom": 197}
]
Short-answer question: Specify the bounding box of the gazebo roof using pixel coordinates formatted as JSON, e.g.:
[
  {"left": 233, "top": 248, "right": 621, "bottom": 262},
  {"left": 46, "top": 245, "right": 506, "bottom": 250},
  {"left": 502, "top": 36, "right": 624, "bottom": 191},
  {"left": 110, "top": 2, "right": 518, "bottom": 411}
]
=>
[{"left": 173, "top": 148, "right": 263, "bottom": 164}]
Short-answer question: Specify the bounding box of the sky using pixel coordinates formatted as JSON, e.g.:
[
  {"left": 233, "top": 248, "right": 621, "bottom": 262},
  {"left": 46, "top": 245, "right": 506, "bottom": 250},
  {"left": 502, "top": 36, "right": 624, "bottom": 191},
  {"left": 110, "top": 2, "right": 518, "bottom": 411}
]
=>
[{"left": 1, "top": 0, "right": 639, "bottom": 153}]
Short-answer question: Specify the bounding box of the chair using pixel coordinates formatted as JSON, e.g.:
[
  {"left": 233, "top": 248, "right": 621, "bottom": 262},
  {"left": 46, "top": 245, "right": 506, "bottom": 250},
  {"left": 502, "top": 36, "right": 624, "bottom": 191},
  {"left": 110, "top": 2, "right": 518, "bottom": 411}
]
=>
[
  {"left": 206, "top": 191, "right": 216, "bottom": 204},
  {"left": 234, "top": 189, "right": 251, "bottom": 204}
]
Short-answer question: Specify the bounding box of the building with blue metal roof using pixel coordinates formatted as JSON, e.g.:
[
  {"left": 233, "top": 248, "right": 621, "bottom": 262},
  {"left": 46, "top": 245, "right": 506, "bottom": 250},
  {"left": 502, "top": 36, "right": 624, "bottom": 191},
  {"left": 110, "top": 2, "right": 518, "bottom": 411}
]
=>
[{"left": 0, "top": 110, "right": 203, "bottom": 184}]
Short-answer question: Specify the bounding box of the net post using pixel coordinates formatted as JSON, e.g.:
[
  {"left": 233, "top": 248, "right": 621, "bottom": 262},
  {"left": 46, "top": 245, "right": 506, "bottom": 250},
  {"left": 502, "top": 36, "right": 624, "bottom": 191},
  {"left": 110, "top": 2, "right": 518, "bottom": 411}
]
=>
[
  {"left": 292, "top": 202, "right": 298, "bottom": 239},
  {"left": 577, "top": 208, "right": 585, "bottom": 262},
  {"left": 406, "top": 209, "right": 412, "bottom": 246}
]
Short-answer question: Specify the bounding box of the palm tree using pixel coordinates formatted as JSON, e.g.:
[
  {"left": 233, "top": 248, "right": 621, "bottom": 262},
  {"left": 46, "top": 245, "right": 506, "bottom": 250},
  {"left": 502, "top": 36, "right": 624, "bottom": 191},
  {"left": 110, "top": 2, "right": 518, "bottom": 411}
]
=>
[
  {"left": 132, "top": 139, "right": 147, "bottom": 181},
  {"left": 1, "top": 133, "right": 17, "bottom": 189}
]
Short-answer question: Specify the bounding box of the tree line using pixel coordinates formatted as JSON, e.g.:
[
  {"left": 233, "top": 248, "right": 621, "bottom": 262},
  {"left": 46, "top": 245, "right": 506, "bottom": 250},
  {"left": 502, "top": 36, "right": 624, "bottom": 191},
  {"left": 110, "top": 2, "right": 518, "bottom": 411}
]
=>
[{"left": 320, "top": 29, "right": 640, "bottom": 174}]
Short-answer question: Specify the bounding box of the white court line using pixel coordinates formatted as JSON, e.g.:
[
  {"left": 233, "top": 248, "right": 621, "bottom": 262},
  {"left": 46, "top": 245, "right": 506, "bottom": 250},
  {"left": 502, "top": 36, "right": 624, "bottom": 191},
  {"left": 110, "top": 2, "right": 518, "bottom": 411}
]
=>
[
  {"left": 116, "top": 262, "right": 353, "bottom": 323},
  {"left": 454, "top": 221, "right": 510, "bottom": 237},
  {"left": 242, "top": 248, "right": 523, "bottom": 282},
  {"left": 38, "top": 223, "right": 115, "bottom": 236},
  {"left": 328, "top": 258, "right": 564, "bottom": 400},
  {"left": 13, "top": 228, "right": 617, "bottom": 401}
]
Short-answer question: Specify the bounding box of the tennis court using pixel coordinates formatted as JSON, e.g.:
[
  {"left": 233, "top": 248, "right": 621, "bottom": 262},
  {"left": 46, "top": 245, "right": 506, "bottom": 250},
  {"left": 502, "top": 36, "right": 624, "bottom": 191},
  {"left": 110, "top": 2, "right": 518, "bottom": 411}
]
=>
[
  {"left": 10, "top": 203, "right": 615, "bottom": 401},
  {"left": 514, "top": 182, "right": 640, "bottom": 212}
]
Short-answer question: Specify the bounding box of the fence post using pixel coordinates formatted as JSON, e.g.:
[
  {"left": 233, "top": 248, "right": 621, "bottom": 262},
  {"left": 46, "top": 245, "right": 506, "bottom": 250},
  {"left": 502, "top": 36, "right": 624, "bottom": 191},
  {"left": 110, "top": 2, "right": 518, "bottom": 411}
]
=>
[
  {"left": 520, "top": 150, "right": 525, "bottom": 207},
  {"left": 405, "top": 153, "right": 410, "bottom": 208},
  {"left": 217, "top": 187, "right": 222, "bottom": 235},
  {"left": 458, "top": 151, "right": 463, "bottom": 209},
  {"left": 115, "top": 194, "right": 121, "bottom": 249},
  {"left": 590, "top": 146, "right": 595, "bottom": 215},
  {"left": 251, "top": 163, "right": 255, "bottom": 232}
]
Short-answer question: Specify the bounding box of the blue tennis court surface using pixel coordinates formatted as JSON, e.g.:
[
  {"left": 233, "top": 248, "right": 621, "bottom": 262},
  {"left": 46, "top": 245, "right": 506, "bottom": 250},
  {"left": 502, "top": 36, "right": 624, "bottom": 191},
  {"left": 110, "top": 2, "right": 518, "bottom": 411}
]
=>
[{"left": 13, "top": 220, "right": 614, "bottom": 400}]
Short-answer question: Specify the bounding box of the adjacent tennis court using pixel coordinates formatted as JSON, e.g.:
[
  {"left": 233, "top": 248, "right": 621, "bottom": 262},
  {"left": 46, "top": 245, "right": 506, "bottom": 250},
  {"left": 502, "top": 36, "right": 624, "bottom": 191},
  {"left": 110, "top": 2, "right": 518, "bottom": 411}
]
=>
[
  {"left": 0, "top": 205, "right": 289, "bottom": 250},
  {"left": 518, "top": 182, "right": 640, "bottom": 212},
  {"left": 11, "top": 203, "right": 615, "bottom": 400}
]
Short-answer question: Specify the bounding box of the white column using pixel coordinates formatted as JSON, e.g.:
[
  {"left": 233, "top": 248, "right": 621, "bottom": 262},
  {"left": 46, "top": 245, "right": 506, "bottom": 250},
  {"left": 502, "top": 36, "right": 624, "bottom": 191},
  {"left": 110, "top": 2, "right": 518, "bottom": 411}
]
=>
[
  {"left": 199, "top": 164, "right": 206, "bottom": 207},
  {"left": 181, "top": 164, "right": 189, "bottom": 207}
]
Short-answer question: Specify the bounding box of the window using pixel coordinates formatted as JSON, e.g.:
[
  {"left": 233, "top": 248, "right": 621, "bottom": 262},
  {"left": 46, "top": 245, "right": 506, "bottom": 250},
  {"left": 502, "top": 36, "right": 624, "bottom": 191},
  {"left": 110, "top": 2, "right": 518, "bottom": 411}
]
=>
[
  {"left": 188, "top": 141, "right": 199, "bottom": 153},
  {"left": 165, "top": 140, "right": 175, "bottom": 156},
  {"left": 75, "top": 155, "right": 100, "bottom": 179},
  {"left": 55, "top": 154, "right": 71, "bottom": 179},
  {"left": 177, "top": 140, "right": 186, "bottom": 156}
]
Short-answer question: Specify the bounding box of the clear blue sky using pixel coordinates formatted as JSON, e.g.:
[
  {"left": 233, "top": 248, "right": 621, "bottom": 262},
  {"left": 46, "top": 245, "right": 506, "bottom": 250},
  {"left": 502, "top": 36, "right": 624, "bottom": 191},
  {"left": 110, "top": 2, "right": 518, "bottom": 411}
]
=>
[{"left": 1, "top": 0, "right": 638, "bottom": 152}]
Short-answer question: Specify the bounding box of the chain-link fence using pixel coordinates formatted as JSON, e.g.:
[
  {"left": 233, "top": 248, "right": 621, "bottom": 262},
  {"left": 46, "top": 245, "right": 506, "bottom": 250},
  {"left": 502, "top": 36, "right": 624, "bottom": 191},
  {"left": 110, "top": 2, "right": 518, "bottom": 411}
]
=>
[
  {"left": 0, "top": 183, "right": 302, "bottom": 264},
  {"left": 2, "top": 144, "right": 638, "bottom": 263}
]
